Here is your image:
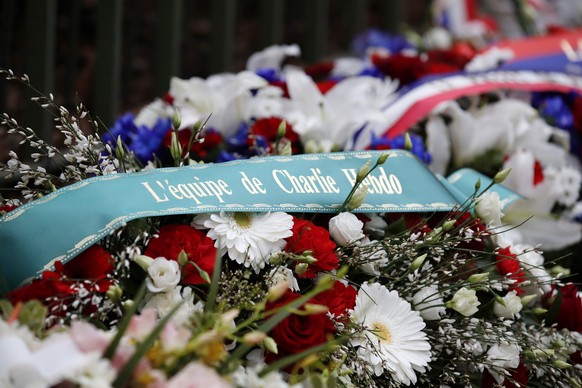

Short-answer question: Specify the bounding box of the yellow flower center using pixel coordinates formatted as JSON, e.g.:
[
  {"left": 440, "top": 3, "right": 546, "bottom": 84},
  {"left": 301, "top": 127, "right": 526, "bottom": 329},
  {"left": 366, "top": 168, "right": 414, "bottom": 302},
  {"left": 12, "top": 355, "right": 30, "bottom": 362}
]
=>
[
  {"left": 233, "top": 212, "right": 252, "bottom": 228},
  {"left": 371, "top": 321, "right": 393, "bottom": 344}
]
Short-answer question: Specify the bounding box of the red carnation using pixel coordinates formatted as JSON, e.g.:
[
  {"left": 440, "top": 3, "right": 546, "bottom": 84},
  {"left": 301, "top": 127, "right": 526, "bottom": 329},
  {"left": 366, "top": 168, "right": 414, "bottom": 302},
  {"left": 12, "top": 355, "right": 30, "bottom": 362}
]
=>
[
  {"left": 8, "top": 245, "right": 114, "bottom": 318},
  {"left": 371, "top": 53, "right": 427, "bottom": 86},
  {"left": 285, "top": 217, "right": 339, "bottom": 278},
  {"left": 0, "top": 204, "right": 16, "bottom": 215},
  {"left": 266, "top": 290, "right": 335, "bottom": 362},
  {"left": 249, "top": 117, "right": 301, "bottom": 154},
  {"left": 313, "top": 281, "right": 357, "bottom": 323},
  {"left": 543, "top": 284, "right": 582, "bottom": 333},
  {"left": 495, "top": 247, "right": 526, "bottom": 295},
  {"left": 145, "top": 224, "right": 217, "bottom": 285}
]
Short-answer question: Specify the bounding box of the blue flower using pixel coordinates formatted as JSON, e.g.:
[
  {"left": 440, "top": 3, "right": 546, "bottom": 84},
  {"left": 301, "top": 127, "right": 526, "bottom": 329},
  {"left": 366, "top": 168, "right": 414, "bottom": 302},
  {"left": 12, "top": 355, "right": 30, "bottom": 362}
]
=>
[
  {"left": 102, "top": 113, "right": 136, "bottom": 146},
  {"left": 103, "top": 115, "right": 172, "bottom": 163},
  {"left": 370, "top": 133, "right": 432, "bottom": 165},
  {"left": 351, "top": 28, "right": 414, "bottom": 58},
  {"left": 256, "top": 68, "right": 282, "bottom": 83}
]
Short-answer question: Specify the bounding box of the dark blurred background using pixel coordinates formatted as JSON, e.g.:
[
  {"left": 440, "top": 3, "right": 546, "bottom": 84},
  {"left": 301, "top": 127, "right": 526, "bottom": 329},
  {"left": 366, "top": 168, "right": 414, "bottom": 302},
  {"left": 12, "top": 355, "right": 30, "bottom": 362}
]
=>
[{"left": 0, "top": 1, "right": 430, "bottom": 151}]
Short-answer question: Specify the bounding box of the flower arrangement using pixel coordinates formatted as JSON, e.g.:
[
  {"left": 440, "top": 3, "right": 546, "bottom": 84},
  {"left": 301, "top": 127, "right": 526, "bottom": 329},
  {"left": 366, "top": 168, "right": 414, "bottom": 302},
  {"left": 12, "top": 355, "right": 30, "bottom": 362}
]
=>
[{"left": 2, "top": 28, "right": 582, "bottom": 388}]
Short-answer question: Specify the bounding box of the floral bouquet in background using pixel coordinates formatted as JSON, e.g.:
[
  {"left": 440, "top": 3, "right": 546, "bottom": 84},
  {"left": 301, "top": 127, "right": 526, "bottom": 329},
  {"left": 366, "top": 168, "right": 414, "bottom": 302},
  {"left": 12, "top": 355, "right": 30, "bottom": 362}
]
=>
[{"left": 2, "top": 59, "right": 582, "bottom": 388}]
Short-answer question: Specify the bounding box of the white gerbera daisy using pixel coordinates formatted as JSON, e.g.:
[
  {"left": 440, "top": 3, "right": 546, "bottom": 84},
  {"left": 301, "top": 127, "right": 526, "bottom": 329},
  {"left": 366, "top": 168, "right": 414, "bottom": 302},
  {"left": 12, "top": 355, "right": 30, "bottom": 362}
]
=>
[
  {"left": 192, "top": 212, "right": 293, "bottom": 272},
  {"left": 350, "top": 282, "right": 431, "bottom": 386}
]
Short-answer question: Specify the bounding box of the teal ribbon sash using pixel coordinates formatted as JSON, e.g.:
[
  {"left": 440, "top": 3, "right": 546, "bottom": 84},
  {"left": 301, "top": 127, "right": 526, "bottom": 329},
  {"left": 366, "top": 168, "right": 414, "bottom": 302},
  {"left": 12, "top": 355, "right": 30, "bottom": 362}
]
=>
[{"left": 0, "top": 151, "right": 516, "bottom": 290}]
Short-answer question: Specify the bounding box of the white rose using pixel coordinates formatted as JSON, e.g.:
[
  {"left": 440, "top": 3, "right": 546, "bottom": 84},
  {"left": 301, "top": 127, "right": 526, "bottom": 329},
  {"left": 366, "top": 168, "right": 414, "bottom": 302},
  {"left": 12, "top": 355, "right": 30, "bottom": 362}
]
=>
[
  {"left": 448, "top": 287, "right": 480, "bottom": 317},
  {"left": 412, "top": 285, "right": 446, "bottom": 321},
  {"left": 146, "top": 257, "right": 181, "bottom": 293},
  {"left": 329, "top": 212, "right": 365, "bottom": 246},
  {"left": 475, "top": 191, "right": 504, "bottom": 227},
  {"left": 493, "top": 290, "right": 523, "bottom": 319}
]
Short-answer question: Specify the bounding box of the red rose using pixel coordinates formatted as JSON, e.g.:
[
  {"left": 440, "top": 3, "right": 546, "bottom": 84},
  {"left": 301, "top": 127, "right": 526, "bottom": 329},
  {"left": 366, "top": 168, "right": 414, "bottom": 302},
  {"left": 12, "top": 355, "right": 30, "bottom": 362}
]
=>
[
  {"left": 543, "top": 284, "right": 582, "bottom": 332},
  {"left": 145, "top": 224, "right": 217, "bottom": 285},
  {"left": 8, "top": 245, "right": 114, "bottom": 318},
  {"left": 481, "top": 361, "right": 527, "bottom": 388},
  {"left": 285, "top": 217, "right": 339, "bottom": 278},
  {"left": 495, "top": 247, "right": 526, "bottom": 295},
  {"left": 313, "top": 281, "right": 357, "bottom": 323},
  {"left": 266, "top": 290, "right": 335, "bottom": 362}
]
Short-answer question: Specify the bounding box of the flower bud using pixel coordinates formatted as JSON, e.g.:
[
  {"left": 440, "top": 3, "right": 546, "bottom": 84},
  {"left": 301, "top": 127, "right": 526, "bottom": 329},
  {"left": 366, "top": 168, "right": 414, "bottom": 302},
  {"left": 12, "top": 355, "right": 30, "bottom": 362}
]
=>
[
  {"left": 532, "top": 308, "right": 548, "bottom": 315},
  {"left": 410, "top": 253, "right": 427, "bottom": 271},
  {"left": 468, "top": 272, "right": 489, "bottom": 283},
  {"left": 172, "top": 108, "right": 181, "bottom": 129},
  {"left": 133, "top": 254, "right": 154, "bottom": 271},
  {"left": 115, "top": 135, "right": 125, "bottom": 160},
  {"left": 554, "top": 360, "right": 571, "bottom": 369},
  {"left": 276, "top": 120, "right": 287, "bottom": 138},
  {"left": 442, "top": 219, "right": 456, "bottom": 232},
  {"left": 377, "top": 153, "right": 390, "bottom": 165},
  {"left": 493, "top": 168, "right": 511, "bottom": 184},
  {"left": 303, "top": 303, "right": 329, "bottom": 315},
  {"left": 177, "top": 250, "right": 189, "bottom": 268},
  {"left": 263, "top": 336, "right": 278, "bottom": 354},
  {"left": 295, "top": 262, "right": 309, "bottom": 275},
  {"left": 520, "top": 294, "right": 537, "bottom": 306},
  {"left": 474, "top": 178, "right": 481, "bottom": 192},
  {"left": 404, "top": 132, "right": 413, "bottom": 151},
  {"left": 242, "top": 331, "right": 267, "bottom": 345},
  {"left": 170, "top": 131, "right": 183, "bottom": 161},
  {"left": 106, "top": 284, "right": 123, "bottom": 303},
  {"left": 347, "top": 185, "right": 368, "bottom": 211},
  {"left": 304, "top": 139, "right": 319, "bottom": 154},
  {"left": 356, "top": 160, "right": 372, "bottom": 182}
]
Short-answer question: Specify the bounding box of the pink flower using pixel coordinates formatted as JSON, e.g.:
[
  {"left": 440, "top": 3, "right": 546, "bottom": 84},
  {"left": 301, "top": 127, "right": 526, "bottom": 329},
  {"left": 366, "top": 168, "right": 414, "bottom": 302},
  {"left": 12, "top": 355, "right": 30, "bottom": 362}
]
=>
[{"left": 166, "top": 362, "right": 231, "bottom": 388}]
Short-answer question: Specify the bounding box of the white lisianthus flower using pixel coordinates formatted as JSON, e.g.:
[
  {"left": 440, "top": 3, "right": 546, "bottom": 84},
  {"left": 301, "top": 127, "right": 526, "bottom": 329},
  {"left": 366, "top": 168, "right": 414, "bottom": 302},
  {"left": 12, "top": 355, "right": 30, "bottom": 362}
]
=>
[
  {"left": 465, "top": 47, "right": 514, "bottom": 72},
  {"left": 350, "top": 283, "right": 431, "bottom": 385},
  {"left": 146, "top": 257, "right": 181, "bottom": 293},
  {"left": 493, "top": 290, "right": 523, "bottom": 319},
  {"left": 329, "top": 212, "right": 365, "bottom": 246},
  {"left": 412, "top": 285, "right": 446, "bottom": 321},
  {"left": 447, "top": 287, "right": 480, "bottom": 317},
  {"left": 268, "top": 266, "right": 300, "bottom": 292},
  {"left": 486, "top": 343, "right": 521, "bottom": 384},
  {"left": 475, "top": 191, "right": 505, "bottom": 227},
  {"left": 143, "top": 287, "right": 202, "bottom": 325}
]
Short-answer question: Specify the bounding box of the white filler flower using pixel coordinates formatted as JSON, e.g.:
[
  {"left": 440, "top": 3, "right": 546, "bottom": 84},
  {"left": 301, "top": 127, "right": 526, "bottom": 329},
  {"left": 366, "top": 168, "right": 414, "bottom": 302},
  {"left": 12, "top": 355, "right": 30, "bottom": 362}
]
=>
[
  {"left": 193, "top": 212, "right": 293, "bottom": 272},
  {"left": 350, "top": 283, "right": 431, "bottom": 385}
]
